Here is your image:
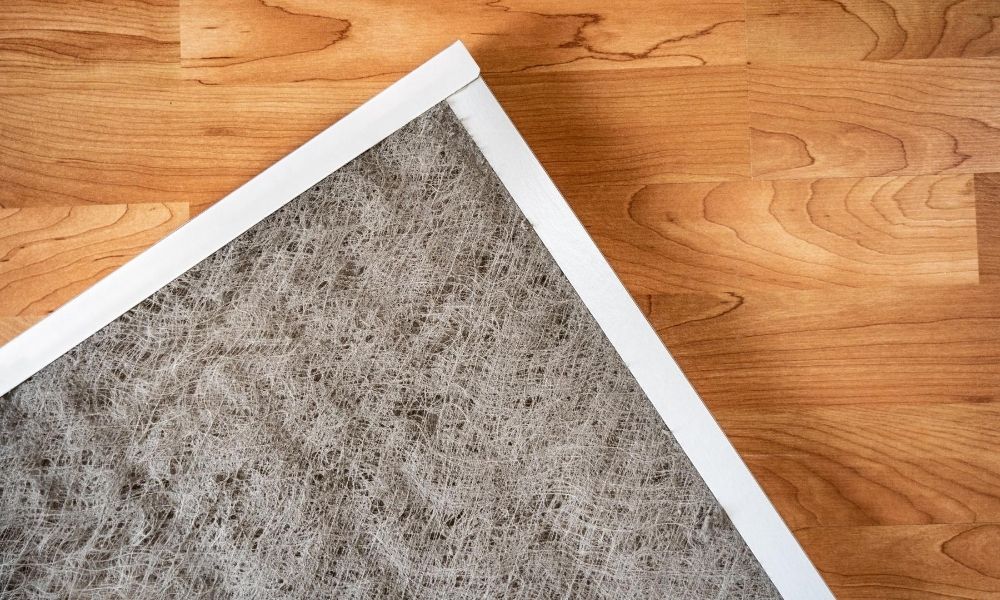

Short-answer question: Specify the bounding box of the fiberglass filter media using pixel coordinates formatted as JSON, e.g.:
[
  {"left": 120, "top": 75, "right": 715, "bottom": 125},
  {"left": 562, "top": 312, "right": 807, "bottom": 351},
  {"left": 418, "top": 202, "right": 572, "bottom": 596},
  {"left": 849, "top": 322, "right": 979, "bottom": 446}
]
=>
[{"left": 1, "top": 104, "right": 781, "bottom": 599}]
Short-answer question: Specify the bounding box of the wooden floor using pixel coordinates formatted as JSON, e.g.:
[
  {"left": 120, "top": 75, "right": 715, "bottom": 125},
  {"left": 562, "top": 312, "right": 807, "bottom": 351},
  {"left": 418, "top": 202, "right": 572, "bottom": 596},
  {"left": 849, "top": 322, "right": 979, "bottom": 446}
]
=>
[{"left": 2, "top": 1, "right": 999, "bottom": 597}]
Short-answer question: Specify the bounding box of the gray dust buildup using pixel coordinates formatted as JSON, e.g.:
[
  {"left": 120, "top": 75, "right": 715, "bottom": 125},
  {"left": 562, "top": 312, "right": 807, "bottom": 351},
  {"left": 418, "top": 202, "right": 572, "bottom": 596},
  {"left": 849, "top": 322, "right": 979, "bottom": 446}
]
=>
[{"left": 1, "top": 104, "right": 780, "bottom": 599}]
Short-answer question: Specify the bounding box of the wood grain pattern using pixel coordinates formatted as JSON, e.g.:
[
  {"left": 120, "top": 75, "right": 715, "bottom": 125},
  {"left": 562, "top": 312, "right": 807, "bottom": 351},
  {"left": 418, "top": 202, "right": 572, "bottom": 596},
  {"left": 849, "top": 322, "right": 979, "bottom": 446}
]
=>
[
  {"left": 3, "top": 81, "right": 746, "bottom": 211},
  {"left": 0, "top": 0, "right": 178, "bottom": 93},
  {"left": 750, "top": 59, "right": 1000, "bottom": 179},
  {"left": 181, "top": 0, "right": 746, "bottom": 84},
  {"left": 727, "top": 400, "right": 1000, "bottom": 460},
  {"left": 748, "top": 0, "right": 1000, "bottom": 62},
  {"left": 0, "top": 81, "right": 387, "bottom": 213},
  {"left": 795, "top": 524, "right": 1000, "bottom": 599},
  {"left": 567, "top": 174, "right": 978, "bottom": 295},
  {"left": 489, "top": 66, "right": 750, "bottom": 186},
  {"left": 0, "top": 203, "right": 188, "bottom": 321},
  {"left": 744, "top": 453, "right": 1000, "bottom": 529},
  {"left": 646, "top": 285, "right": 1000, "bottom": 406},
  {"left": 4, "top": 0, "right": 1000, "bottom": 593},
  {"left": 0, "top": 316, "right": 41, "bottom": 346},
  {"left": 715, "top": 401, "right": 1000, "bottom": 527},
  {"left": 975, "top": 172, "right": 1000, "bottom": 282}
]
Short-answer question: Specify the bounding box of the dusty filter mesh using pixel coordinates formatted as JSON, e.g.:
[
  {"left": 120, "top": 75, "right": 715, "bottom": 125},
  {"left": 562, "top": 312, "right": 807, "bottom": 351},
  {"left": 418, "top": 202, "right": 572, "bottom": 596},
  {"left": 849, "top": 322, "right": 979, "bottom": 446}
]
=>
[{"left": 1, "top": 104, "right": 780, "bottom": 599}]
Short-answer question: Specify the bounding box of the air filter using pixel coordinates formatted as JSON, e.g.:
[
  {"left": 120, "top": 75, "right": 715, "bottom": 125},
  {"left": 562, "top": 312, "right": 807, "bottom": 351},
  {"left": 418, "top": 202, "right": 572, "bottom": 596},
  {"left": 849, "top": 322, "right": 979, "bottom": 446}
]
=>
[{"left": 0, "top": 42, "right": 831, "bottom": 599}]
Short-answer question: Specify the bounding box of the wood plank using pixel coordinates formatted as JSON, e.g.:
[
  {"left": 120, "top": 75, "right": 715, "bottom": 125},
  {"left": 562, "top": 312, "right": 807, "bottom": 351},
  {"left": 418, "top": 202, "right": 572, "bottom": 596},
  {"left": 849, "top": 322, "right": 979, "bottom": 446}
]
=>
[
  {"left": 715, "top": 401, "right": 1000, "bottom": 528},
  {"left": 0, "top": 0, "right": 178, "bottom": 93},
  {"left": 1, "top": 9, "right": 749, "bottom": 214},
  {"left": 0, "top": 0, "right": 176, "bottom": 39},
  {"left": 720, "top": 401, "right": 1000, "bottom": 530},
  {"left": 745, "top": 453, "right": 1000, "bottom": 529},
  {"left": 748, "top": 0, "right": 1000, "bottom": 63},
  {"left": 645, "top": 285, "right": 1000, "bottom": 406},
  {"left": 796, "top": 524, "right": 1000, "bottom": 599},
  {"left": 0, "top": 203, "right": 188, "bottom": 316},
  {"left": 750, "top": 59, "right": 1000, "bottom": 179},
  {"left": 180, "top": 0, "right": 746, "bottom": 84},
  {"left": 566, "top": 174, "right": 977, "bottom": 295},
  {"left": 0, "top": 80, "right": 387, "bottom": 212},
  {"left": 975, "top": 172, "right": 1000, "bottom": 282},
  {"left": 488, "top": 66, "right": 750, "bottom": 187}
]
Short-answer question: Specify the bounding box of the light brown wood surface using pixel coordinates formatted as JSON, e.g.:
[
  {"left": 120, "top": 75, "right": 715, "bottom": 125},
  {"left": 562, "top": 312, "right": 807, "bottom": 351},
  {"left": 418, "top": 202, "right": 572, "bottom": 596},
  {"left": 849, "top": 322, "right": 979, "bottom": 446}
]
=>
[{"left": 1, "top": 1, "right": 998, "bottom": 597}]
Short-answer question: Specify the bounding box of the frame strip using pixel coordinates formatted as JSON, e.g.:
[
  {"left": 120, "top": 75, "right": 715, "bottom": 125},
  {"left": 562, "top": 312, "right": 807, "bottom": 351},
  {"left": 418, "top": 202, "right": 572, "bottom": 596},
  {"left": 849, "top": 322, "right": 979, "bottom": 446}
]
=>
[{"left": 448, "top": 78, "right": 834, "bottom": 600}]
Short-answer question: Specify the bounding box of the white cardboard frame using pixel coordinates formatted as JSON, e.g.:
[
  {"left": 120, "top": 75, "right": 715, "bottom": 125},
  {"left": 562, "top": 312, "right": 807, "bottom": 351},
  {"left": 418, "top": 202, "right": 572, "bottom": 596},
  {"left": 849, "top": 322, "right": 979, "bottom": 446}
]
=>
[{"left": 0, "top": 41, "right": 833, "bottom": 600}]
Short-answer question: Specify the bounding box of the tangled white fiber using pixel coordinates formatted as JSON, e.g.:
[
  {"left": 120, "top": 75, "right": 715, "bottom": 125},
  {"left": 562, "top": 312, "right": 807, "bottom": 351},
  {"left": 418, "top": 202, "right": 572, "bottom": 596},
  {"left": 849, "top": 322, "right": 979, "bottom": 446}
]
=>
[{"left": 1, "top": 104, "right": 780, "bottom": 599}]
